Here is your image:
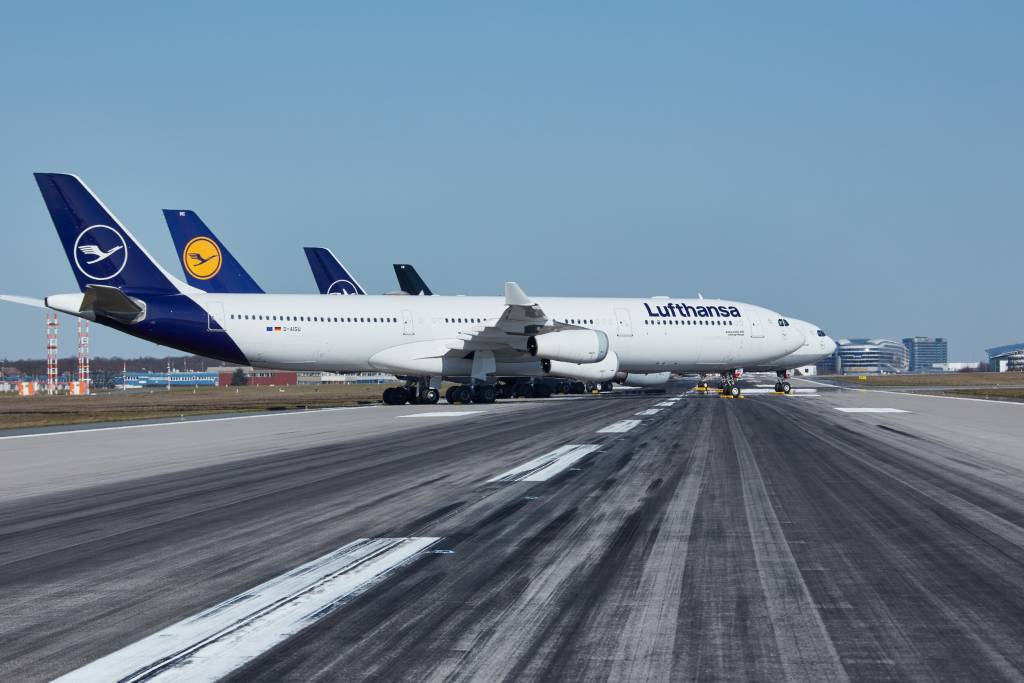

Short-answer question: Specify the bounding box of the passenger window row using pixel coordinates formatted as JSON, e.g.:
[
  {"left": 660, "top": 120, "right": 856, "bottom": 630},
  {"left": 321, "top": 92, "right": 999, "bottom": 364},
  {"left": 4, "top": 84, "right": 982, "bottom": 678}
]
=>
[{"left": 230, "top": 314, "right": 399, "bottom": 323}]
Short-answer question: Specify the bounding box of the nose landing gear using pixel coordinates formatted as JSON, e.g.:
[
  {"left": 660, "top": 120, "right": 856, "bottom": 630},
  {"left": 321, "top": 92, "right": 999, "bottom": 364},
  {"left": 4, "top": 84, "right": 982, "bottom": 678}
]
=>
[
  {"left": 719, "top": 371, "right": 742, "bottom": 398},
  {"left": 774, "top": 371, "right": 792, "bottom": 394}
]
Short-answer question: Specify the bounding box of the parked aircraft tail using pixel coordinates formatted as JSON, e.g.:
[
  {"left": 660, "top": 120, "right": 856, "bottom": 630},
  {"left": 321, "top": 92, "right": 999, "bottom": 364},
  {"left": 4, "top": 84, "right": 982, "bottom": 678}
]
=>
[
  {"left": 34, "top": 173, "right": 183, "bottom": 296},
  {"left": 303, "top": 247, "right": 366, "bottom": 295},
  {"left": 162, "top": 209, "right": 265, "bottom": 294}
]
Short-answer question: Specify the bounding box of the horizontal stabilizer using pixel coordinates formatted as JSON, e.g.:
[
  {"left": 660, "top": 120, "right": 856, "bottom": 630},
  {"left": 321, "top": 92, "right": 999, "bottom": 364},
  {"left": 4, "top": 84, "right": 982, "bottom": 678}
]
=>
[
  {"left": 79, "top": 285, "right": 146, "bottom": 323},
  {"left": 0, "top": 294, "right": 45, "bottom": 308}
]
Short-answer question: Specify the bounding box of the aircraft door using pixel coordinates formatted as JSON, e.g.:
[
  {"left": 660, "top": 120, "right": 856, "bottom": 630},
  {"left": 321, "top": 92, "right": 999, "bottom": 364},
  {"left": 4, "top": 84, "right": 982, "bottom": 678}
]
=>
[
  {"left": 614, "top": 308, "right": 633, "bottom": 337},
  {"left": 749, "top": 314, "right": 764, "bottom": 338},
  {"left": 207, "top": 302, "right": 226, "bottom": 332},
  {"left": 402, "top": 309, "right": 414, "bottom": 336}
]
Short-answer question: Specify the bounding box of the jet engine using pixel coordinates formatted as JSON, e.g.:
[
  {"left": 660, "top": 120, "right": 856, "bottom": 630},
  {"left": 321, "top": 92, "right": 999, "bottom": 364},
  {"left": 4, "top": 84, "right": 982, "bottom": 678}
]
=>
[
  {"left": 614, "top": 371, "right": 671, "bottom": 387},
  {"left": 528, "top": 329, "right": 609, "bottom": 364},
  {"left": 542, "top": 351, "right": 619, "bottom": 382}
]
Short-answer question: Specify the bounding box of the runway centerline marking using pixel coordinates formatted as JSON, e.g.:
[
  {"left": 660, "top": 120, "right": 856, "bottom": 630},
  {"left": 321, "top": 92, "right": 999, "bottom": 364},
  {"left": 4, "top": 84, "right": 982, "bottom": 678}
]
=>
[
  {"left": 396, "top": 411, "right": 485, "bottom": 419},
  {"left": 636, "top": 409, "right": 661, "bottom": 416},
  {"left": 598, "top": 419, "right": 642, "bottom": 433},
  {"left": 654, "top": 402, "right": 675, "bottom": 407},
  {"left": 834, "top": 407, "right": 910, "bottom": 414},
  {"left": 54, "top": 537, "right": 439, "bottom": 683},
  {"left": 488, "top": 444, "right": 601, "bottom": 482}
]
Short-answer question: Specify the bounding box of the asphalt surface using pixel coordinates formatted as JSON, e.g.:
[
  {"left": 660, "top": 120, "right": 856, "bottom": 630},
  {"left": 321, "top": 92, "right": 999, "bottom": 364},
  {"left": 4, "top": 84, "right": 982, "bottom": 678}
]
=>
[{"left": 4, "top": 380, "right": 1024, "bottom": 681}]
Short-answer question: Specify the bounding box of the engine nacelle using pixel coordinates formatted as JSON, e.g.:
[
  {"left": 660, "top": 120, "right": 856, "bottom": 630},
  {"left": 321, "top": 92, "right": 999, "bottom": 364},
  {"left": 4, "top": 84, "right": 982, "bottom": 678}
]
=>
[
  {"left": 543, "top": 351, "right": 619, "bottom": 382},
  {"left": 528, "top": 329, "right": 609, "bottom": 364},
  {"left": 614, "top": 371, "right": 671, "bottom": 387}
]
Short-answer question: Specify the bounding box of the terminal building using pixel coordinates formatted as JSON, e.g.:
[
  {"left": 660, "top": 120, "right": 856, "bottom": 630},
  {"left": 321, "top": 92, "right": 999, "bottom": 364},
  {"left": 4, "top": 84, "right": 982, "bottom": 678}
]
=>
[
  {"left": 113, "top": 371, "right": 220, "bottom": 388},
  {"left": 903, "top": 337, "right": 948, "bottom": 373},
  {"left": 819, "top": 338, "right": 909, "bottom": 375},
  {"left": 986, "top": 343, "right": 1024, "bottom": 372}
]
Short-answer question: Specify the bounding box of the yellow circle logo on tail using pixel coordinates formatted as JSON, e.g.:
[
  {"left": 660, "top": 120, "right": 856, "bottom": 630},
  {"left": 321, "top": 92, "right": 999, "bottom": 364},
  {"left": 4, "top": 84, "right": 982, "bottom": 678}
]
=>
[{"left": 183, "top": 237, "right": 222, "bottom": 280}]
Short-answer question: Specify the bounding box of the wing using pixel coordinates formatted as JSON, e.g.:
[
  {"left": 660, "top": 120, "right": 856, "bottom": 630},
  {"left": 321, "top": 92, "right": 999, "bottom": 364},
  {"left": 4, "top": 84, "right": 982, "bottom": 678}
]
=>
[
  {"left": 78, "top": 245, "right": 103, "bottom": 256},
  {"left": 368, "top": 282, "right": 592, "bottom": 381},
  {"left": 188, "top": 252, "right": 204, "bottom": 262}
]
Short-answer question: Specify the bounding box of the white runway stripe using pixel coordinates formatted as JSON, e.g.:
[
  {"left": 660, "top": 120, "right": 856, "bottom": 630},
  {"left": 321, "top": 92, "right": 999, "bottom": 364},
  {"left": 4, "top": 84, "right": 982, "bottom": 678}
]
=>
[
  {"left": 487, "top": 444, "right": 601, "bottom": 483},
  {"left": 55, "top": 537, "right": 439, "bottom": 683},
  {"left": 834, "top": 407, "right": 910, "bottom": 413},
  {"left": 636, "top": 409, "right": 661, "bottom": 416},
  {"left": 598, "top": 419, "right": 641, "bottom": 434},
  {"left": 654, "top": 402, "right": 675, "bottom": 407}
]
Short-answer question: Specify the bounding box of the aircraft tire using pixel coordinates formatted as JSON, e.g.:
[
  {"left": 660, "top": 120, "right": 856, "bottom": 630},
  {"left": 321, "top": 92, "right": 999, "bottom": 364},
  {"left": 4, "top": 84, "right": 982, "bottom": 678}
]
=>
[
  {"left": 782, "top": 381, "right": 792, "bottom": 394},
  {"left": 422, "top": 388, "right": 440, "bottom": 404}
]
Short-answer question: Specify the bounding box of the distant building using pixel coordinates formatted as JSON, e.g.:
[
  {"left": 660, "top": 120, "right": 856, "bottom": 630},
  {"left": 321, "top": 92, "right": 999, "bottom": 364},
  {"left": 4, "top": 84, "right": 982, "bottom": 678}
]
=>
[
  {"left": 208, "top": 366, "right": 298, "bottom": 386},
  {"left": 828, "top": 339, "right": 909, "bottom": 375},
  {"left": 931, "top": 362, "right": 981, "bottom": 372},
  {"left": 113, "top": 371, "right": 220, "bottom": 388},
  {"left": 986, "top": 343, "right": 1024, "bottom": 372},
  {"left": 902, "top": 337, "right": 948, "bottom": 373}
]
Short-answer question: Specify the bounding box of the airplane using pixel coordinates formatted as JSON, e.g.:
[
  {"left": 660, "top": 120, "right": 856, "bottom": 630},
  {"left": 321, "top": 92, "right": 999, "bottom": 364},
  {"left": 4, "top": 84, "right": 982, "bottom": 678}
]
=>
[
  {"left": 165, "top": 221, "right": 614, "bottom": 395},
  {"left": 304, "top": 247, "right": 366, "bottom": 295},
  {"left": 743, "top": 318, "right": 836, "bottom": 393},
  {"left": 162, "top": 210, "right": 265, "bottom": 294},
  {"left": 7, "top": 173, "right": 809, "bottom": 405}
]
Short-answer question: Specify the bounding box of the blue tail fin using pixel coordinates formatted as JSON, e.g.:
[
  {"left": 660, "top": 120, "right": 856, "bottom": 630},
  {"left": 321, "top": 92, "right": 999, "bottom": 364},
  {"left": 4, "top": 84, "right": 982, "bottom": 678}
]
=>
[
  {"left": 303, "top": 247, "right": 366, "bottom": 295},
  {"left": 393, "top": 263, "right": 434, "bottom": 295},
  {"left": 34, "top": 173, "right": 181, "bottom": 295},
  {"left": 162, "top": 210, "right": 265, "bottom": 294}
]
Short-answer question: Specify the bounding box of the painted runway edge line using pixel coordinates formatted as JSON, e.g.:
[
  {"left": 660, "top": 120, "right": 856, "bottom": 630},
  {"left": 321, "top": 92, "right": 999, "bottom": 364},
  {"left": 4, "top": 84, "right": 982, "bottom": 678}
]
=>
[
  {"left": 834, "top": 407, "right": 911, "bottom": 414},
  {"left": 0, "top": 404, "right": 378, "bottom": 441},
  {"left": 396, "top": 411, "right": 485, "bottom": 419},
  {"left": 53, "top": 537, "right": 441, "bottom": 683}
]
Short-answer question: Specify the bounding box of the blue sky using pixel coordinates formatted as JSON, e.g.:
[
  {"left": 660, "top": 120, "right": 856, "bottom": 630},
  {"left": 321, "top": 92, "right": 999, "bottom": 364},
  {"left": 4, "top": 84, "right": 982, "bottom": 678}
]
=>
[{"left": 1, "top": 2, "right": 1021, "bottom": 360}]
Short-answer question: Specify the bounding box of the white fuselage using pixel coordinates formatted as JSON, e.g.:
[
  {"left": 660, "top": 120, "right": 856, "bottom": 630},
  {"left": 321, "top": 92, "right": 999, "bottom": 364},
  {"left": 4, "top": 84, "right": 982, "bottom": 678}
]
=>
[
  {"left": 746, "top": 318, "right": 836, "bottom": 372},
  {"left": 198, "top": 293, "right": 804, "bottom": 376}
]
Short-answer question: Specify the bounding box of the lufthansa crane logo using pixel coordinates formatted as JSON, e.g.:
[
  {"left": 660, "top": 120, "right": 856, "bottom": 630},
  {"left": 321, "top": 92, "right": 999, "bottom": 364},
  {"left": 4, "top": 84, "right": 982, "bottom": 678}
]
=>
[
  {"left": 74, "top": 225, "right": 128, "bottom": 281},
  {"left": 327, "top": 279, "right": 358, "bottom": 294},
  {"left": 183, "top": 237, "right": 222, "bottom": 280}
]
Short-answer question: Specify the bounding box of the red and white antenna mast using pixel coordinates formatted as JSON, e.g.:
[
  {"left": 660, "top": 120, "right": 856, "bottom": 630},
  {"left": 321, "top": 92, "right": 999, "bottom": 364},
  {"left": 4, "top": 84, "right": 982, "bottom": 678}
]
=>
[
  {"left": 46, "top": 312, "right": 59, "bottom": 394},
  {"left": 77, "top": 318, "right": 91, "bottom": 395}
]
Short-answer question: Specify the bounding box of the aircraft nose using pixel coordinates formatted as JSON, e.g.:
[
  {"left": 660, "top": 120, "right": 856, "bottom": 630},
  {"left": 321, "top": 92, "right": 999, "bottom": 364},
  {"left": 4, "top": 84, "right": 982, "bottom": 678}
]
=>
[{"left": 825, "top": 336, "right": 837, "bottom": 356}]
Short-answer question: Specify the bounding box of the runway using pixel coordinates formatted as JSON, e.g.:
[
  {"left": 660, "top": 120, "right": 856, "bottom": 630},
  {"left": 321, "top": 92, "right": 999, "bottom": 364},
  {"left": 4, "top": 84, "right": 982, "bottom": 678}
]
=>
[{"left": 4, "top": 381, "right": 1024, "bottom": 681}]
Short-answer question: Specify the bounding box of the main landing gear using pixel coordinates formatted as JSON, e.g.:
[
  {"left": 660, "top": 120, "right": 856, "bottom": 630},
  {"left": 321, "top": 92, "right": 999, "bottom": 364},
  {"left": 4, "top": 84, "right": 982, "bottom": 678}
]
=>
[
  {"left": 383, "top": 379, "right": 441, "bottom": 405},
  {"left": 774, "top": 371, "right": 793, "bottom": 394},
  {"left": 445, "top": 384, "right": 497, "bottom": 404}
]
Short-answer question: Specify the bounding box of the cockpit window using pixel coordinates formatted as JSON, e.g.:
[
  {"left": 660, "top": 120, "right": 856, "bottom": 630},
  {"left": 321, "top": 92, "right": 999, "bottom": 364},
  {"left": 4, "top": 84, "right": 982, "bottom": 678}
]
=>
[
  {"left": 817, "top": 330, "right": 826, "bottom": 337},
  {"left": 777, "top": 319, "right": 790, "bottom": 327}
]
